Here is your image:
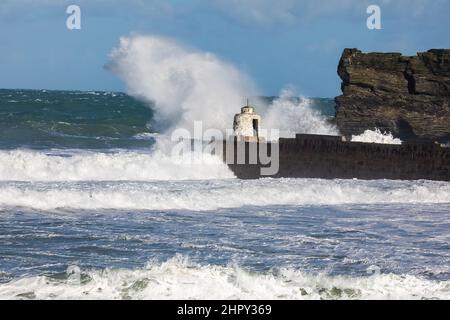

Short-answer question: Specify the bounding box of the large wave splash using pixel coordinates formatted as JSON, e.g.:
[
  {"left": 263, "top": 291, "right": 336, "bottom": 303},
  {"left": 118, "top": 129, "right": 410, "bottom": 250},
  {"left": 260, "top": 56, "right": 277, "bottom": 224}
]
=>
[
  {"left": 107, "top": 35, "right": 336, "bottom": 137},
  {"left": 107, "top": 35, "right": 258, "bottom": 133},
  {"left": 1, "top": 256, "right": 449, "bottom": 300},
  {"left": 1, "top": 179, "right": 449, "bottom": 211}
]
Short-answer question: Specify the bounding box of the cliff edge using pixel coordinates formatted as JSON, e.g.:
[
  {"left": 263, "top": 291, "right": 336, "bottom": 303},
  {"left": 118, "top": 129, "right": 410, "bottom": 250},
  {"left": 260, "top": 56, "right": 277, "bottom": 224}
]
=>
[{"left": 335, "top": 48, "right": 450, "bottom": 142}]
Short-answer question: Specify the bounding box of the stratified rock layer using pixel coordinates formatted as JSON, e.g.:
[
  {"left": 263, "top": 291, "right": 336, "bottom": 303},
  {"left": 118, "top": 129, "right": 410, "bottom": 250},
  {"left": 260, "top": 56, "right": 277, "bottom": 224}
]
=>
[{"left": 335, "top": 49, "right": 450, "bottom": 142}]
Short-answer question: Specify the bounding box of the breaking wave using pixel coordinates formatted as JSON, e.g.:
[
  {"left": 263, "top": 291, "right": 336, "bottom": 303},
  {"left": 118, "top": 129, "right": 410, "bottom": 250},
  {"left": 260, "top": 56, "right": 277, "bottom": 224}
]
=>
[
  {"left": 0, "top": 149, "right": 233, "bottom": 182},
  {"left": 1, "top": 256, "right": 449, "bottom": 300},
  {"left": 0, "top": 178, "right": 449, "bottom": 211}
]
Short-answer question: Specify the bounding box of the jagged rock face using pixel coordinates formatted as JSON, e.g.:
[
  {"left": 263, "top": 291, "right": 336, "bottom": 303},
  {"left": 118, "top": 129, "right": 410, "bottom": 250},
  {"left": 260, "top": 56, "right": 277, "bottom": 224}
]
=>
[{"left": 335, "top": 49, "right": 450, "bottom": 142}]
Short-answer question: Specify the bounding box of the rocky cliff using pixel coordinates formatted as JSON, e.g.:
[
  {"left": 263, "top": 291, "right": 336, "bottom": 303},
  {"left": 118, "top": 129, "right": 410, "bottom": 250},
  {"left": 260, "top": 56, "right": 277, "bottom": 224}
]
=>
[{"left": 335, "top": 49, "right": 450, "bottom": 142}]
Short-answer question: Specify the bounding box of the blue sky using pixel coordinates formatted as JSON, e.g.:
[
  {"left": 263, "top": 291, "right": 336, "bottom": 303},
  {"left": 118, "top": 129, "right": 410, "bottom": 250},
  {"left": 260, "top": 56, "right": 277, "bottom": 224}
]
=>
[{"left": 0, "top": 0, "right": 449, "bottom": 97}]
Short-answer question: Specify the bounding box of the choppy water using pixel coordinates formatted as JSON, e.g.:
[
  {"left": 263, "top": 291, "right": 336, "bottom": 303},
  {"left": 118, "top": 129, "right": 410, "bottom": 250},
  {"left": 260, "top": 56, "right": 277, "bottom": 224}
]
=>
[
  {"left": 0, "top": 89, "right": 449, "bottom": 300},
  {"left": 0, "top": 89, "right": 154, "bottom": 149}
]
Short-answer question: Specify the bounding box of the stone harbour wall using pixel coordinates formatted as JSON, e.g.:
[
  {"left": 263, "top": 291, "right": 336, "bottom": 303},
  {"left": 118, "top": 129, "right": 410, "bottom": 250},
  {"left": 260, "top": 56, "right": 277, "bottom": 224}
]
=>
[{"left": 224, "top": 134, "right": 450, "bottom": 181}]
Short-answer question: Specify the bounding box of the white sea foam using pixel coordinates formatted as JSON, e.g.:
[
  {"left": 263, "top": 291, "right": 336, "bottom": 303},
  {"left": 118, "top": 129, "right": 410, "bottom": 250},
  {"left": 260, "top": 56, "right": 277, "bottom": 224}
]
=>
[
  {"left": 0, "top": 149, "right": 233, "bottom": 182},
  {"left": 352, "top": 129, "right": 402, "bottom": 145},
  {"left": 1, "top": 256, "right": 448, "bottom": 300},
  {"left": 0, "top": 178, "right": 449, "bottom": 211}
]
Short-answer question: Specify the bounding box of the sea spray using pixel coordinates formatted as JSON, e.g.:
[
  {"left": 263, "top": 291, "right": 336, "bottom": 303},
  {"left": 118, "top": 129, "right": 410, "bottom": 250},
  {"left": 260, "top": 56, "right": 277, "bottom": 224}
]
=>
[
  {"left": 351, "top": 129, "right": 402, "bottom": 145},
  {"left": 107, "top": 35, "right": 258, "bottom": 133},
  {"left": 262, "top": 89, "right": 339, "bottom": 138}
]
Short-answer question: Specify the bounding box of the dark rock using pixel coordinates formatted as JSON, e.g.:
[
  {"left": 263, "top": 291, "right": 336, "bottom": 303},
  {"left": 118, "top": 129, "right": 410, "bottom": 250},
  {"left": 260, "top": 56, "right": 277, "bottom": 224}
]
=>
[{"left": 335, "top": 49, "right": 450, "bottom": 142}]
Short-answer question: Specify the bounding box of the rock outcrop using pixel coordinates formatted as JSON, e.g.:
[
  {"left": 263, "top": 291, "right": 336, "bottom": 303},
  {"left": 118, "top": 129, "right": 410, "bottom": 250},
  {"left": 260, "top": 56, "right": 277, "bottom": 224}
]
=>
[{"left": 335, "top": 49, "right": 450, "bottom": 142}]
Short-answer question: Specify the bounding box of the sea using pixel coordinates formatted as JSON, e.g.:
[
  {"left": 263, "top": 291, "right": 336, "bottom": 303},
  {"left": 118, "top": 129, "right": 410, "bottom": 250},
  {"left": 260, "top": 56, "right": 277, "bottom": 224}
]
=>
[{"left": 0, "top": 88, "right": 449, "bottom": 300}]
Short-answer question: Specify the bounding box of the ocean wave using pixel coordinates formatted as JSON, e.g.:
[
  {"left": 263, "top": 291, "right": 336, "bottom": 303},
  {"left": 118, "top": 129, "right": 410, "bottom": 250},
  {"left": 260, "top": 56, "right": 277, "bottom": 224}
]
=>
[
  {"left": 0, "top": 179, "right": 449, "bottom": 211},
  {"left": 1, "top": 256, "right": 448, "bottom": 300},
  {"left": 0, "top": 149, "right": 233, "bottom": 182}
]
